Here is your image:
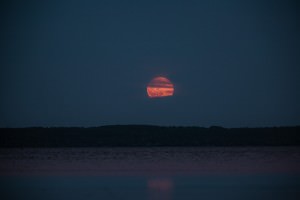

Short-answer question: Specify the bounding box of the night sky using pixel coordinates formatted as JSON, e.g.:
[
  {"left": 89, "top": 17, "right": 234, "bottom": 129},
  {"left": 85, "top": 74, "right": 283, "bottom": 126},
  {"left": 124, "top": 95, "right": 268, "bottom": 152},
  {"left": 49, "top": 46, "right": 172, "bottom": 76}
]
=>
[{"left": 1, "top": 0, "right": 299, "bottom": 128}]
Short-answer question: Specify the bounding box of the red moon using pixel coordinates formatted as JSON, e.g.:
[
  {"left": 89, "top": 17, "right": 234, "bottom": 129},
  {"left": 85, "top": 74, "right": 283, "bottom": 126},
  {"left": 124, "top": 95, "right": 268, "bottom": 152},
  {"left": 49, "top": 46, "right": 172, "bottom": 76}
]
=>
[{"left": 147, "top": 76, "right": 174, "bottom": 98}]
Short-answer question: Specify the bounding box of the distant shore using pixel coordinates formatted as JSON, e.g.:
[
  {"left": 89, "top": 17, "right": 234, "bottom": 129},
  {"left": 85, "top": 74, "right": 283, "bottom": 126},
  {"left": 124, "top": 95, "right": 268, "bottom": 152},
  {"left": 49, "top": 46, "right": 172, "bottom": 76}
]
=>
[{"left": 0, "top": 125, "right": 300, "bottom": 147}]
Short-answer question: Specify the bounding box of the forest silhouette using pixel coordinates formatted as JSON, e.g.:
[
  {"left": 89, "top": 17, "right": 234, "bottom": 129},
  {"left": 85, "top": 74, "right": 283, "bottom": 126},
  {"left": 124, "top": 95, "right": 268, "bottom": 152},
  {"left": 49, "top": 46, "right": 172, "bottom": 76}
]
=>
[{"left": 1, "top": 125, "right": 300, "bottom": 147}]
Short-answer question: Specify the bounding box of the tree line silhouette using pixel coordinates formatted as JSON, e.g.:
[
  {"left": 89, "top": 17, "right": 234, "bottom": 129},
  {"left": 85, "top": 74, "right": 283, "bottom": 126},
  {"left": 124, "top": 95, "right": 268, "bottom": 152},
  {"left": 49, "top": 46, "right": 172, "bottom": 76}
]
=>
[{"left": 0, "top": 125, "right": 299, "bottom": 147}]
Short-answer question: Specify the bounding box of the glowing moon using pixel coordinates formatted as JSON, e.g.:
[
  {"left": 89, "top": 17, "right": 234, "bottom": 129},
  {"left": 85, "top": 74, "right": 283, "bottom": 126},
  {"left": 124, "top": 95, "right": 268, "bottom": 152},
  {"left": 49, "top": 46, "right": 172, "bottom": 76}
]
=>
[{"left": 147, "top": 76, "right": 174, "bottom": 98}]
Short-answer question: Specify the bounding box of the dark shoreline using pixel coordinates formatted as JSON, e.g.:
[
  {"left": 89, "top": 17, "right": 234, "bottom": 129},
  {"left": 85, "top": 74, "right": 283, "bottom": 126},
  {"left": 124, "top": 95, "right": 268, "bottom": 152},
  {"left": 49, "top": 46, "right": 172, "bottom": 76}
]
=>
[{"left": 1, "top": 125, "right": 300, "bottom": 147}]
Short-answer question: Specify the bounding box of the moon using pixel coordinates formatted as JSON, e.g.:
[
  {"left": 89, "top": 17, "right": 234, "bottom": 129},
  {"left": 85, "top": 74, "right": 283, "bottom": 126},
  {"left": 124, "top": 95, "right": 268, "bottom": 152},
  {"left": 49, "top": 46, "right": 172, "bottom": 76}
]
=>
[{"left": 147, "top": 76, "right": 174, "bottom": 98}]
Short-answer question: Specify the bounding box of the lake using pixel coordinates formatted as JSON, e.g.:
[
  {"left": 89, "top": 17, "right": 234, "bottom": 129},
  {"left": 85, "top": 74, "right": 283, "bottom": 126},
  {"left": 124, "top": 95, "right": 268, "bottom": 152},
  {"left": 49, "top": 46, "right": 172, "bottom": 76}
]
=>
[{"left": 0, "top": 147, "right": 300, "bottom": 200}]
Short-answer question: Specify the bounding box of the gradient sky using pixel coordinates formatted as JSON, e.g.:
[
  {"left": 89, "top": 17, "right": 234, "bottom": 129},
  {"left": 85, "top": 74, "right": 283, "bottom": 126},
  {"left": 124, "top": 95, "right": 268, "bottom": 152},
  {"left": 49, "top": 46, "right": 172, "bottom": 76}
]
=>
[{"left": 0, "top": 0, "right": 299, "bottom": 127}]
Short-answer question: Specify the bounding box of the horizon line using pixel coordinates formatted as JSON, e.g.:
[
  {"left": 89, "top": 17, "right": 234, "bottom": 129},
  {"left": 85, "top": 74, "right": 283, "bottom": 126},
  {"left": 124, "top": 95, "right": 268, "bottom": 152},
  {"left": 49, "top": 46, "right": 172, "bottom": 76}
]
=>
[{"left": 1, "top": 124, "right": 300, "bottom": 129}]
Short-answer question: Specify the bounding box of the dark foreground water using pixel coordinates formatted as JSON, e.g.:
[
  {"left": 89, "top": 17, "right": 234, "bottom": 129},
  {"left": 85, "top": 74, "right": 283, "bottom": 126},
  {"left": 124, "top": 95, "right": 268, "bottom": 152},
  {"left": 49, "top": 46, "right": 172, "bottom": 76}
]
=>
[{"left": 0, "top": 147, "right": 300, "bottom": 200}]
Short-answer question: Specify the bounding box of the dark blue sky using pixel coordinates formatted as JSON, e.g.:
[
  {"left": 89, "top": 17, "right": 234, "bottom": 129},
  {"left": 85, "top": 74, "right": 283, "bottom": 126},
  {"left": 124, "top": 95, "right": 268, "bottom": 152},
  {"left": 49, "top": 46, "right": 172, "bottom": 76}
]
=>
[{"left": 1, "top": 0, "right": 299, "bottom": 127}]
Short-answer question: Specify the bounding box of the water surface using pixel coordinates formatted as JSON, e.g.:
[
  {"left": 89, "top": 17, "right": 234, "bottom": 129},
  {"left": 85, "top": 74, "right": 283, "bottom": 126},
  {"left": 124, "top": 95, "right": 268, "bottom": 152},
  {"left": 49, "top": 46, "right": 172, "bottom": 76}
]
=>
[{"left": 1, "top": 147, "right": 299, "bottom": 199}]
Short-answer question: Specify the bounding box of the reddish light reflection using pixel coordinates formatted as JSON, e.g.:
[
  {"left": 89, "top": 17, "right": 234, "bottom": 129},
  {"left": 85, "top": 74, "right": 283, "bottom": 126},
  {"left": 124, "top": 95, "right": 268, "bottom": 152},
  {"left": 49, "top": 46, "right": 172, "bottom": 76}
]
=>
[{"left": 147, "top": 178, "right": 173, "bottom": 200}]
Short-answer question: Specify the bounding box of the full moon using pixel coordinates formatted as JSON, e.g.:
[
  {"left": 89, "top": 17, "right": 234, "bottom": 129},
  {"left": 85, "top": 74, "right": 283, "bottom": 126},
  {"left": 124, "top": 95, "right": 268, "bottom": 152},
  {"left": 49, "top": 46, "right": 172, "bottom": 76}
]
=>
[{"left": 147, "top": 76, "right": 174, "bottom": 98}]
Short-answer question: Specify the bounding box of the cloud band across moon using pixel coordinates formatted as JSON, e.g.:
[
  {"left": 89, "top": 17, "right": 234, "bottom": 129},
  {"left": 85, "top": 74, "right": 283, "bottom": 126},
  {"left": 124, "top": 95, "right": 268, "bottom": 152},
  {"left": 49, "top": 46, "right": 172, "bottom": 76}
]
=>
[{"left": 147, "top": 77, "right": 174, "bottom": 98}]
